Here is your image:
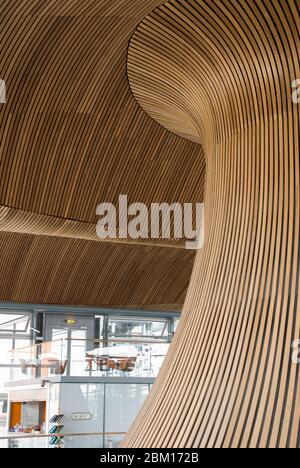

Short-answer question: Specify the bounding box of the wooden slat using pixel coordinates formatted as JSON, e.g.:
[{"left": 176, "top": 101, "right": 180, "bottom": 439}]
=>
[
  {"left": 123, "top": 0, "right": 300, "bottom": 449},
  {"left": 0, "top": 0, "right": 298, "bottom": 448}
]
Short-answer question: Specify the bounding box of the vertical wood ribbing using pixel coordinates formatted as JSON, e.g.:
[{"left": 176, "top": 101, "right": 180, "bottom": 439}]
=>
[{"left": 124, "top": 0, "right": 300, "bottom": 448}]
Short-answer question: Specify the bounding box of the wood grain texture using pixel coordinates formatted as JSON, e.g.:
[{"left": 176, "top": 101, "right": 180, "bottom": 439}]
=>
[
  {"left": 0, "top": 231, "right": 195, "bottom": 308},
  {"left": 0, "top": 0, "right": 205, "bottom": 309},
  {"left": 123, "top": 0, "right": 300, "bottom": 448}
]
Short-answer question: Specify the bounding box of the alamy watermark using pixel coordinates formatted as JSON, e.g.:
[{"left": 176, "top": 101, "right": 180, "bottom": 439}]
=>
[
  {"left": 292, "top": 79, "right": 300, "bottom": 104},
  {"left": 96, "top": 195, "right": 204, "bottom": 250}
]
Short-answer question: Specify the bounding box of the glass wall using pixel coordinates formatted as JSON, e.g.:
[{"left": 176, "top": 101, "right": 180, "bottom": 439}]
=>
[
  {"left": 107, "top": 317, "right": 169, "bottom": 340},
  {"left": 0, "top": 311, "right": 32, "bottom": 393},
  {"left": 53, "top": 383, "right": 105, "bottom": 449},
  {"left": 0, "top": 313, "right": 31, "bottom": 336},
  {"left": 45, "top": 382, "right": 150, "bottom": 449},
  {"left": 105, "top": 383, "right": 150, "bottom": 448},
  {"left": 1, "top": 310, "right": 180, "bottom": 381},
  {"left": 0, "top": 397, "right": 7, "bottom": 442},
  {"left": 0, "top": 307, "right": 179, "bottom": 448},
  {"left": 10, "top": 339, "right": 170, "bottom": 380}
]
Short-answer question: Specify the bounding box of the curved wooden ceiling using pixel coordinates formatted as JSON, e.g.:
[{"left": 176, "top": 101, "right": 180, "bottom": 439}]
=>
[
  {"left": 0, "top": 0, "right": 206, "bottom": 309},
  {"left": 1, "top": 0, "right": 299, "bottom": 449},
  {"left": 123, "top": 0, "right": 300, "bottom": 448}
]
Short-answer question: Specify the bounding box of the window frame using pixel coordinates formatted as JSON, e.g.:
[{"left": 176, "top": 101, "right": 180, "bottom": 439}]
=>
[
  {"left": 107, "top": 316, "right": 171, "bottom": 341},
  {"left": 0, "top": 311, "right": 32, "bottom": 338}
]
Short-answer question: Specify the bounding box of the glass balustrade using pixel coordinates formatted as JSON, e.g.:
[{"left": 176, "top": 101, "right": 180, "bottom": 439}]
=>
[
  {"left": 8, "top": 338, "right": 170, "bottom": 382},
  {"left": 0, "top": 432, "right": 126, "bottom": 449}
]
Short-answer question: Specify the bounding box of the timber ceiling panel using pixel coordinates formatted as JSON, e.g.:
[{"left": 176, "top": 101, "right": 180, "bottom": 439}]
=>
[{"left": 0, "top": 231, "right": 195, "bottom": 308}]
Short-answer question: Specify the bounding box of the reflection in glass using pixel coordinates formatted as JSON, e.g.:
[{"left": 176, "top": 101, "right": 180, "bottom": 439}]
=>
[
  {"left": 0, "top": 313, "right": 31, "bottom": 335},
  {"left": 105, "top": 384, "right": 150, "bottom": 447},
  {"left": 108, "top": 317, "right": 169, "bottom": 340}
]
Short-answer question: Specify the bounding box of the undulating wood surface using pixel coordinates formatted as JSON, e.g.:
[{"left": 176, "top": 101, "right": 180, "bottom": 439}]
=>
[
  {"left": 123, "top": 0, "right": 300, "bottom": 448},
  {"left": 0, "top": 0, "right": 205, "bottom": 309},
  {"left": 0, "top": 231, "right": 195, "bottom": 307}
]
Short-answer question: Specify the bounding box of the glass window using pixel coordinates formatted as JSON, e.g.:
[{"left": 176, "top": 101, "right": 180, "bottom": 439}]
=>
[
  {"left": 70, "top": 329, "right": 88, "bottom": 376},
  {"left": 0, "top": 339, "right": 31, "bottom": 388},
  {"left": 0, "top": 367, "right": 10, "bottom": 393},
  {"left": 0, "top": 339, "right": 31, "bottom": 365},
  {"left": 104, "top": 383, "right": 150, "bottom": 447},
  {"left": 0, "top": 339, "right": 14, "bottom": 365},
  {"left": 50, "top": 328, "right": 68, "bottom": 370},
  {"left": 108, "top": 317, "right": 168, "bottom": 340},
  {"left": 59, "top": 383, "right": 104, "bottom": 449},
  {"left": 0, "top": 312, "right": 31, "bottom": 336}
]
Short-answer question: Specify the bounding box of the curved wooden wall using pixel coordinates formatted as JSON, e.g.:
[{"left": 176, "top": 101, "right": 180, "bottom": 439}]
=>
[
  {"left": 0, "top": 0, "right": 205, "bottom": 309},
  {"left": 123, "top": 0, "right": 300, "bottom": 448}
]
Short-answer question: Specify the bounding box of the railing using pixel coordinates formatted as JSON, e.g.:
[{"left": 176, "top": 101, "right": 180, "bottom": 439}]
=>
[
  {"left": 0, "top": 431, "right": 127, "bottom": 449},
  {"left": 8, "top": 337, "right": 170, "bottom": 382}
]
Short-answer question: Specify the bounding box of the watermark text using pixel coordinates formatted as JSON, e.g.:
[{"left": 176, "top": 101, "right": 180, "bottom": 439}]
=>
[{"left": 96, "top": 195, "right": 204, "bottom": 250}]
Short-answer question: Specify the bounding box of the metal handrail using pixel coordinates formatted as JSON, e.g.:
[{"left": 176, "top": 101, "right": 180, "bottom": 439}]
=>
[{"left": 10, "top": 337, "right": 170, "bottom": 353}]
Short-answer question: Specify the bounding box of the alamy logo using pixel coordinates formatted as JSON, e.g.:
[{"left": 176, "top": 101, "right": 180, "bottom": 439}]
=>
[
  {"left": 0, "top": 80, "right": 6, "bottom": 104},
  {"left": 292, "top": 79, "right": 300, "bottom": 104},
  {"left": 96, "top": 195, "right": 204, "bottom": 250}
]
